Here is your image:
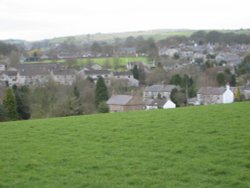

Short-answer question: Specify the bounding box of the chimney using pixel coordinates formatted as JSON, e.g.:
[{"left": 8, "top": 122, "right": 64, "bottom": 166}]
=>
[{"left": 226, "top": 83, "right": 230, "bottom": 90}]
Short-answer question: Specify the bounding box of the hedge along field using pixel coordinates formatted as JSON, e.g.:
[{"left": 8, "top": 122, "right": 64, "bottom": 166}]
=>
[{"left": 0, "top": 102, "right": 249, "bottom": 187}]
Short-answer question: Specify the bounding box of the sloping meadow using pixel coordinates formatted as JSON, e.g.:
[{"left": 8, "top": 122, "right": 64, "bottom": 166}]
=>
[{"left": 0, "top": 102, "right": 249, "bottom": 187}]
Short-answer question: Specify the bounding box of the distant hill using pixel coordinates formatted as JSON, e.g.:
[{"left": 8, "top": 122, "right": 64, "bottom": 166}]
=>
[
  {"left": 1, "top": 28, "right": 250, "bottom": 46},
  {"left": 0, "top": 102, "right": 249, "bottom": 187},
  {"left": 48, "top": 29, "right": 195, "bottom": 44},
  {"left": 41, "top": 28, "right": 250, "bottom": 44}
]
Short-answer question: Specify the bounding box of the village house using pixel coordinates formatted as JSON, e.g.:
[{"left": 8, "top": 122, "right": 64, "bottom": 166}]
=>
[
  {"left": 51, "top": 69, "right": 76, "bottom": 85},
  {"left": 16, "top": 63, "right": 61, "bottom": 85},
  {"left": 40, "top": 54, "right": 49, "bottom": 60},
  {"left": 215, "top": 52, "right": 242, "bottom": 66},
  {"left": 144, "top": 85, "right": 176, "bottom": 99},
  {"left": 159, "top": 47, "right": 179, "bottom": 57},
  {"left": 17, "top": 67, "right": 51, "bottom": 85},
  {"left": 197, "top": 85, "right": 234, "bottom": 105},
  {"left": 15, "top": 63, "right": 77, "bottom": 86},
  {"left": 242, "top": 87, "right": 250, "bottom": 100},
  {"left": 112, "top": 71, "right": 139, "bottom": 87},
  {"left": 145, "top": 98, "right": 176, "bottom": 110},
  {"left": 0, "top": 64, "right": 6, "bottom": 72},
  {"left": 107, "top": 94, "right": 144, "bottom": 112},
  {"left": 83, "top": 70, "right": 112, "bottom": 80},
  {"left": 0, "top": 70, "right": 18, "bottom": 86},
  {"left": 231, "top": 86, "right": 250, "bottom": 100}
]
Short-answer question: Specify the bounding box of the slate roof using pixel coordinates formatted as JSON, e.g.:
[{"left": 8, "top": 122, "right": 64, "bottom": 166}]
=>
[
  {"left": 17, "top": 63, "right": 63, "bottom": 69},
  {"left": 113, "top": 71, "right": 132, "bottom": 76},
  {"left": 147, "top": 99, "right": 167, "bottom": 108},
  {"left": 17, "top": 63, "right": 64, "bottom": 76},
  {"left": 197, "top": 87, "right": 226, "bottom": 95},
  {"left": 53, "top": 69, "right": 76, "bottom": 75},
  {"left": 18, "top": 67, "right": 50, "bottom": 76},
  {"left": 1, "top": 70, "right": 18, "bottom": 76},
  {"left": 144, "top": 85, "right": 176, "bottom": 92},
  {"left": 107, "top": 95, "right": 133, "bottom": 105},
  {"left": 84, "top": 70, "right": 111, "bottom": 75}
]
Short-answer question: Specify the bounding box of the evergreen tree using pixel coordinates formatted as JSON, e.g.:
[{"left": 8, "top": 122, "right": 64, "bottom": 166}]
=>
[
  {"left": 216, "top": 73, "right": 226, "bottom": 86},
  {"left": 170, "top": 74, "right": 182, "bottom": 86},
  {"left": 73, "top": 85, "right": 80, "bottom": 98},
  {"left": 0, "top": 104, "right": 7, "bottom": 121},
  {"left": 13, "top": 85, "right": 31, "bottom": 120},
  {"left": 170, "top": 88, "right": 186, "bottom": 107},
  {"left": 132, "top": 65, "right": 139, "bottom": 80},
  {"left": 230, "top": 74, "right": 236, "bottom": 87},
  {"left": 3, "top": 88, "right": 18, "bottom": 120},
  {"left": 95, "top": 76, "right": 109, "bottom": 106}
]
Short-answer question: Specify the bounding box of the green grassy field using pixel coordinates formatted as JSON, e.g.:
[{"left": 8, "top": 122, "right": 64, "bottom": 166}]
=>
[
  {"left": 24, "top": 56, "right": 150, "bottom": 67},
  {"left": 0, "top": 102, "right": 250, "bottom": 187},
  {"left": 76, "top": 56, "right": 150, "bottom": 66}
]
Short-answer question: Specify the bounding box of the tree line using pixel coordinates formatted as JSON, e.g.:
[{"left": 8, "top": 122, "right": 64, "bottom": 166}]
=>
[{"left": 0, "top": 76, "right": 111, "bottom": 122}]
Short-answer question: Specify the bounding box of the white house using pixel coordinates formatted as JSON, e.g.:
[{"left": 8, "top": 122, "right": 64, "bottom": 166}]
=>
[
  {"left": 145, "top": 98, "right": 176, "bottom": 109},
  {"left": 145, "top": 99, "right": 166, "bottom": 110},
  {"left": 144, "top": 85, "right": 177, "bottom": 99},
  {"left": 0, "top": 64, "right": 6, "bottom": 72},
  {"left": 163, "top": 99, "right": 176, "bottom": 109},
  {"left": 197, "top": 85, "right": 234, "bottom": 105}
]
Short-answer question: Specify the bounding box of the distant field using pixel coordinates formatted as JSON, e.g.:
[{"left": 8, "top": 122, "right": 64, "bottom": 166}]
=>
[
  {"left": 0, "top": 102, "right": 249, "bottom": 187},
  {"left": 76, "top": 56, "right": 150, "bottom": 66},
  {"left": 23, "top": 56, "right": 150, "bottom": 67}
]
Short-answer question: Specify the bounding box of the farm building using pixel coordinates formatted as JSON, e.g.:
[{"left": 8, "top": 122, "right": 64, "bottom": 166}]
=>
[
  {"left": 107, "top": 95, "right": 144, "bottom": 112},
  {"left": 143, "top": 85, "right": 177, "bottom": 100}
]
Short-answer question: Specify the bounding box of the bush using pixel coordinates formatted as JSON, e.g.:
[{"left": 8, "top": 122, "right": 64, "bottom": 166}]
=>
[{"left": 98, "top": 102, "right": 109, "bottom": 113}]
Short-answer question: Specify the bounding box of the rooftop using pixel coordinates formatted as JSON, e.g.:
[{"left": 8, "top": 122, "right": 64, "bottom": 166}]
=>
[
  {"left": 145, "top": 85, "right": 176, "bottom": 92},
  {"left": 107, "top": 95, "right": 133, "bottom": 105}
]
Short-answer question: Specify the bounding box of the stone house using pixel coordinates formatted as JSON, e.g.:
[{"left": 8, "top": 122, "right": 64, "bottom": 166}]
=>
[
  {"left": 107, "top": 95, "right": 144, "bottom": 112},
  {"left": 145, "top": 98, "right": 176, "bottom": 110},
  {"left": 0, "top": 64, "right": 6, "bottom": 72},
  {"left": 112, "top": 71, "right": 139, "bottom": 87},
  {"left": 51, "top": 69, "right": 76, "bottom": 85},
  {"left": 0, "top": 70, "right": 18, "bottom": 86},
  {"left": 159, "top": 47, "right": 179, "bottom": 57},
  {"left": 197, "top": 85, "right": 234, "bottom": 105},
  {"left": 84, "top": 70, "right": 112, "bottom": 80},
  {"left": 17, "top": 65, "right": 52, "bottom": 85},
  {"left": 144, "top": 85, "right": 176, "bottom": 99}
]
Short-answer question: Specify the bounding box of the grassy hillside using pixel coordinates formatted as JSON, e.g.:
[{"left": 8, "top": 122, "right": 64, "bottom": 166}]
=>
[
  {"left": 42, "top": 28, "right": 250, "bottom": 44},
  {"left": 23, "top": 56, "right": 150, "bottom": 68},
  {"left": 49, "top": 29, "right": 194, "bottom": 44},
  {"left": 0, "top": 102, "right": 250, "bottom": 187},
  {"left": 76, "top": 56, "right": 150, "bottom": 66}
]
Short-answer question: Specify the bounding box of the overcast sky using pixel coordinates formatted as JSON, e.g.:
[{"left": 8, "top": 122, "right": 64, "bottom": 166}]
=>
[{"left": 0, "top": 0, "right": 249, "bottom": 41}]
